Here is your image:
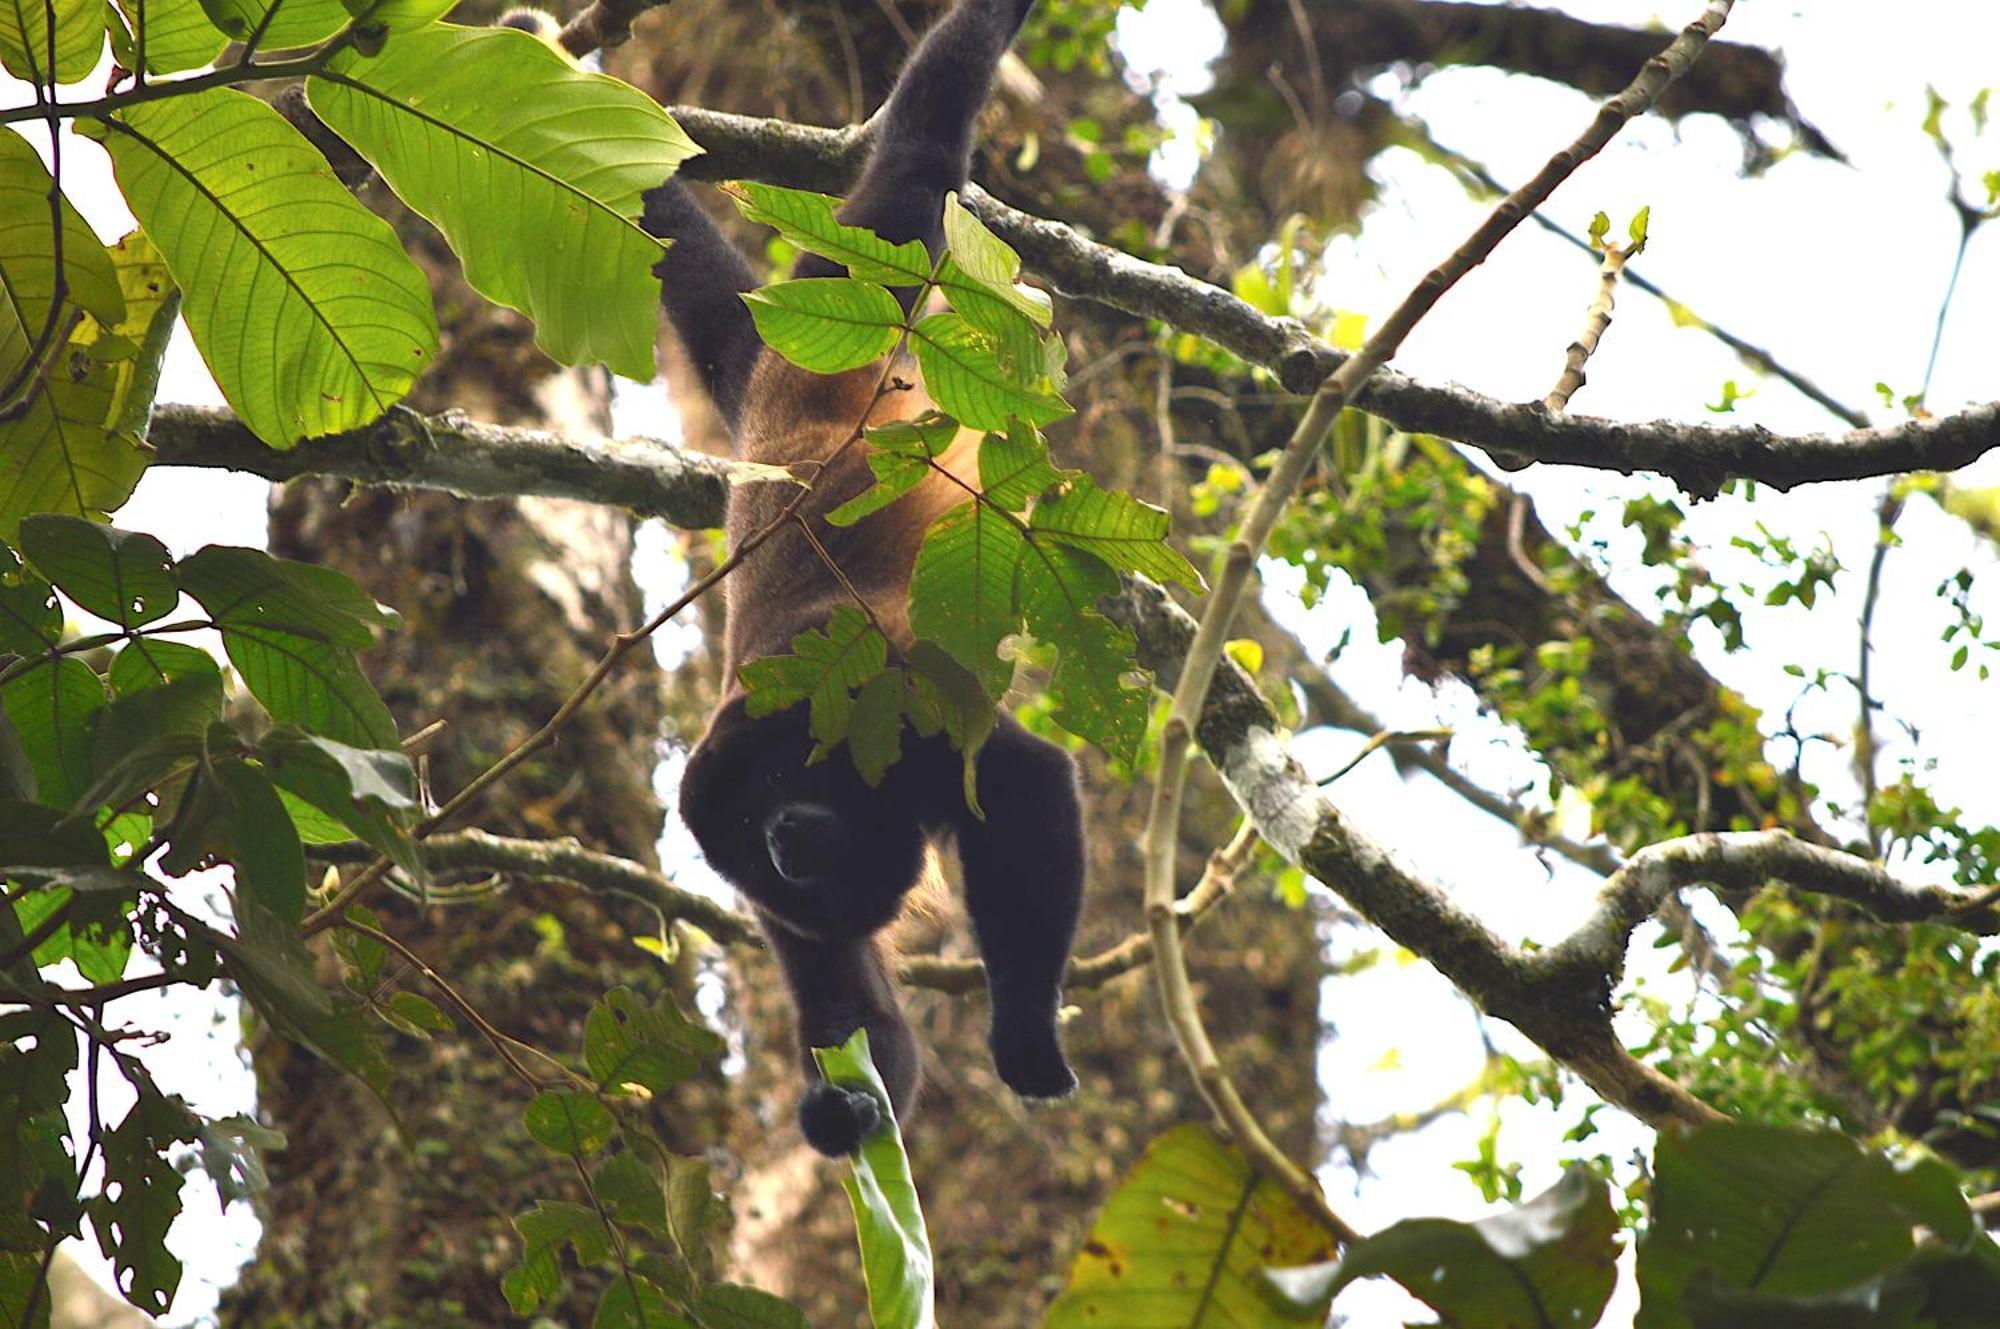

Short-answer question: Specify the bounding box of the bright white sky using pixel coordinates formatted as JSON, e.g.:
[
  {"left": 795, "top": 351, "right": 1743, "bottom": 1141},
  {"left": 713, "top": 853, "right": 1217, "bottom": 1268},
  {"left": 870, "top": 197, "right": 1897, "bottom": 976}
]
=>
[{"left": 9, "top": 0, "right": 2000, "bottom": 1322}]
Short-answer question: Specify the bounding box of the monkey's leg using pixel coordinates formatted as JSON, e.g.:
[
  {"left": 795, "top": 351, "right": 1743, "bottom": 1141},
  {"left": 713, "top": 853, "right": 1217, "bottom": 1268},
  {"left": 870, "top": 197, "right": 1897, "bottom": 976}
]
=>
[
  {"left": 955, "top": 715, "right": 1083, "bottom": 1099},
  {"left": 762, "top": 920, "right": 921, "bottom": 1155}
]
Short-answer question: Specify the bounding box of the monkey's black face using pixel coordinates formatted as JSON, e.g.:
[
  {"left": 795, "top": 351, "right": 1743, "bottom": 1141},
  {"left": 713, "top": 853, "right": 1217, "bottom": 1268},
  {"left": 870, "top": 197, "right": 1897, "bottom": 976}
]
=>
[{"left": 680, "top": 700, "right": 929, "bottom": 940}]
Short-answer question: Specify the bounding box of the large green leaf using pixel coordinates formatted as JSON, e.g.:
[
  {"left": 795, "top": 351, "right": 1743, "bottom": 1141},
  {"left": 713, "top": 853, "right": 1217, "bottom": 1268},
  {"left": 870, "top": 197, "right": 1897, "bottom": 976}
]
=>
[
  {"left": 0, "top": 0, "right": 105, "bottom": 85},
  {"left": 744, "top": 277, "right": 905, "bottom": 375},
  {"left": 0, "top": 126, "right": 123, "bottom": 402},
  {"left": 18, "top": 515, "right": 177, "bottom": 628},
  {"left": 910, "top": 311, "right": 1069, "bottom": 431},
  {"left": 1045, "top": 1123, "right": 1341, "bottom": 1328},
  {"left": 309, "top": 25, "right": 699, "bottom": 380},
  {"left": 260, "top": 726, "right": 422, "bottom": 885},
  {"left": 909, "top": 499, "right": 1022, "bottom": 696},
  {"left": 0, "top": 340, "right": 147, "bottom": 540},
  {"left": 111, "top": 0, "right": 224, "bottom": 72},
  {"left": 178, "top": 545, "right": 400, "bottom": 748},
  {"left": 814, "top": 1029, "right": 935, "bottom": 1329},
  {"left": 1265, "top": 1167, "right": 1619, "bottom": 1328},
  {"left": 1, "top": 656, "right": 106, "bottom": 807},
  {"left": 1031, "top": 475, "right": 1202, "bottom": 589},
  {"left": 726, "top": 182, "right": 933, "bottom": 286},
  {"left": 210, "top": 758, "right": 307, "bottom": 927},
  {"left": 194, "top": 0, "right": 341, "bottom": 51},
  {"left": 85, "top": 88, "right": 438, "bottom": 446},
  {"left": 1637, "top": 1123, "right": 1976, "bottom": 1329},
  {"left": 86, "top": 1090, "right": 196, "bottom": 1316},
  {"left": 1015, "top": 540, "right": 1146, "bottom": 761}
]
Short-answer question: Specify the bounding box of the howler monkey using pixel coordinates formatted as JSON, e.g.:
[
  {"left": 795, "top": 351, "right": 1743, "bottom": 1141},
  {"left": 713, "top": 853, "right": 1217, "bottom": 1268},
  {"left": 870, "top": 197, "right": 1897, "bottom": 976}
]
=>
[{"left": 644, "top": 0, "right": 1085, "bottom": 1157}]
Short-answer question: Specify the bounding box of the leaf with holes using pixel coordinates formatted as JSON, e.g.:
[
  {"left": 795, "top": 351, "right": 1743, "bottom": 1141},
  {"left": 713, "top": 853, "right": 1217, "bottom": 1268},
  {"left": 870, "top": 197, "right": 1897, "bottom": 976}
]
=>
[
  {"left": 310, "top": 25, "right": 697, "bottom": 380},
  {"left": 84, "top": 89, "right": 437, "bottom": 446},
  {"left": 18, "top": 516, "right": 177, "bottom": 629},
  {"left": 1016, "top": 540, "right": 1146, "bottom": 761},
  {"left": 1030, "top": 475, "right": 1201, "bottom": 590}
]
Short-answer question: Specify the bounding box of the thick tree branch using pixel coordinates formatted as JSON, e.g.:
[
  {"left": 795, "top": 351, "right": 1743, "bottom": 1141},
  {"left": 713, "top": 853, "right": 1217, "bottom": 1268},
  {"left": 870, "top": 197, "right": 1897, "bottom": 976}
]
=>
[{"left": 148, "top": 403, "right": 731, "bottom": 529}]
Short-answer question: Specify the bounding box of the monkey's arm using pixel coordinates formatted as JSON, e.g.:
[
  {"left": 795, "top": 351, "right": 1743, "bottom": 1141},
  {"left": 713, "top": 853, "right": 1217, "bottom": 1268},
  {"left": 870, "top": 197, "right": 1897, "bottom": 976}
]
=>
[
  {"left": 795, "top": 0, "right": 1037, "bottom": 305},
  {"left": 953, "top": 714, "right": 1082, "bottom": 1099},
  {"left": 641, "top": 182, "right": 764, "bottom": 429},
  {"left": 762, "top": 921, "right": 923, "bottom": 1155}
]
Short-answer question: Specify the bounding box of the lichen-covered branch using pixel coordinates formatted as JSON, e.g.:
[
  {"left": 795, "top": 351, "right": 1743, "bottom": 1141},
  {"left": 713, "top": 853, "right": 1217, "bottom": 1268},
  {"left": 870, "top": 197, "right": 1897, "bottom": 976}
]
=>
[{"left": 148, "top": 403, "right": 731, "bottom": 529}]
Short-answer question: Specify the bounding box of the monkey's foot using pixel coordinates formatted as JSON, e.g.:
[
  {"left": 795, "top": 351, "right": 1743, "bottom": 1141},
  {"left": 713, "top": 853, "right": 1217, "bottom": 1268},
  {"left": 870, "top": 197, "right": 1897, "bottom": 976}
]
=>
[
  {"left": 799, "top": 1081, "right": 883, "bottom": 1156},
  {"left": 991, "top": 1022, "right": 1077, "bottom": 1101}
]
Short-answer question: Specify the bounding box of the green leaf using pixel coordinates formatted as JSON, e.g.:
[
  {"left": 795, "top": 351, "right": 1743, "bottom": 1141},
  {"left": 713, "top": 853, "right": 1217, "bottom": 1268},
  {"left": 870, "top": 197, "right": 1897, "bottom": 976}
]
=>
[
  {"left": 108, "top": 638, "right": 220, "bottom": 697},
  {"left": 941, "top": 192, "right": 1052, "bottom": 327},
  {"left": 0, "top": 546, "right": 61, "bottom": 653},
  {"left": 737, "top": 604, "right": 890, "bottom": 755},
  {"left": 1030, "top": 475, "right": 1201, "bottom": 589},
  {"left": 905, "top": 640, "right": 993, "bottom": 814},
  {"left": 593, "top": 1152, "right": 668, "bottom": 1237},
  {"left": 68, "top": 228, "right": 182, "bottom": 446},
  {"left": 211, "top": 759, "right": 307, "bottom": 927},
  {"left": 0, "top": 706, "right": 33, "bottom": 800},
  {"left": 18, "top": 516, "right": 176, "bottom": 628},
  {"left": 110, "top": 0, "right": 225, "bottom": 72},
  {"left": 583, "top": 986, "right": 723, "bottom": 1096},
  {"left": 743, "top": 278, "right": 905, "bottom": 374},
  {"left": 84, "top": 88, "right": 438, "bottom": 446},
  {"left": 826, "top": 448, "right": 936, "bottom": 527},
  {"left": 86, "top": 1090, "right": 197, "bottom": 1316},
  {"left": 260, "top": 726, "right": 423, "bottom": 886},
  {"left": 310, "top": 25, "right": 699, "bottom": 380},
  {"left": 909, "top": 500, "right": 1023, "bottom": 697},
  {"left": 594, "top": 1274, "right": 689, "bottom": 1329},
  {"left": 83, "top": 692, "right": 215, "bottom": 811},
  {"left": 374, "top": 989, "right": 452, "bottom": 1039},
  {"left": 1, "top": 1251, "right": 51, "bottom": 1328},
  {"left": 846, "top": 669, "right": 905, "bottom": 786},
  {"left": 1637, "top": 1123, "right": 1976, "bottom": 1329},
  {"left": 911, "top": 311, "right": 1069, "bottom": 431},
  {"left": 1045, "top": 1123, "right": 1341, "bottom": 1328},
  {"left": 1015, "top": 541, "right": 1146, "bottom": 761},
  {"left": 1266, "top": 1167, "right": 1618, "bottom": 1327},
  {"left": 216, "top": 902, "right": 392, "bottom": 1096},
  {"left": 0, "top": 339, "right": 148, "bottom": 540},
  {"left": 178, "top": 545, "right": 400, "bottom": 749},
  {"left": 726, "top": 182, "right": 933, "bottom": 286},
  {"left": 194, "top": 0, "right": 341, "bottom": 49},
  {"left": 193, "top": 1114, "right": 282, "bottom": 1206},
  {"left": 1, "top": 656, "right": 106, "bottom": 807},
  {"left": 505, "top": 1200, "right": 614, "bottom": 1315},
  {"left": 978, "top": 418, "right": 1069, "bottom": 512},
  {"left": 0, "top": 126, "right": 124, "bottom": 396},
  {"left": 814, "top": 1029, "right": 935, "bottom": 1329},
  {"left": 0, "top": 0, "right": 106, "bottom": 85},
  {"left": 694, "top": 1283, "right": 810, "bottom": 1329},
  {"left": 523, "top": 1090, "right": 617, "bottom": 1156}
]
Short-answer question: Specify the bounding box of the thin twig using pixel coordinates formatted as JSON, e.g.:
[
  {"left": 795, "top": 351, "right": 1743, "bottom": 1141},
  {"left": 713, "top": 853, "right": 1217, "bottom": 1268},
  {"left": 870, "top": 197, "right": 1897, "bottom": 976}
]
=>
[
  {"left": 1139, "top": 0, "right": 1740, "bottom": 1234},
  {"left": 1545, "top": 237, "right": 1634, "bottom": 412},
  {"left": 337, "top": 915, "right": 547, "bottom": 1089}
]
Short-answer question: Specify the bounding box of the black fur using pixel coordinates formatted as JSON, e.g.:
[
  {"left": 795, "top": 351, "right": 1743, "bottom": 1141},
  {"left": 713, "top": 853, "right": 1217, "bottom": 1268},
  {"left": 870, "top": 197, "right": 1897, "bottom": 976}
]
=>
[{"left": 650, "top": 0, "right": 1085, "bottom": 1157}]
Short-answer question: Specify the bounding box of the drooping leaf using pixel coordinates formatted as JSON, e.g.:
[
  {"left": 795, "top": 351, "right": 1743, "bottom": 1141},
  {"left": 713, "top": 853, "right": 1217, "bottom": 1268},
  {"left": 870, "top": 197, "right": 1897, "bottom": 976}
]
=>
[
  {"left": 310, "top": 25, "right": 699, "bottom": 379},
  {"left": 84, "top": 88, "right": 438, "bottom": 446},
  {"left": 814, "top": 1029, "right": 935, "bottom": 1329},
  {"left": 110, "top": 0, "right": 225, "bottom": 72},
  {"left": 583, "top": 985, "right": 723, "bottom": 1096},
  {"left": 0, "top": 126, "right": 124, "bottom": 401},
  {"left": 743, "top": 277, "right": 905, "bottom": 374},
  {"left": 909, "top": 500, "right": 1023, "bottom": 696},
  {"left": 0, "top": 0, "right": 106, "bottom": 85},
  {"left": 1266, "top": 1167, "right": 1619, "bottom": 1328},
  {"left": 204, "top": 758, "right": 308, "bottom": 927},
  {"left": 523, "top": 1090, "right": 617, "bottom": 1156},
  {"left": 214, "top": 902, "right": 392, "bottom": 1096},
  {"left": 86, "top": 1089, "right": 198, "bottom": 1316},
  {"left": 738, "top": 603, "right": 890, "bottom": 755},
  {"left": 1030, "top": 475, "right": 1202, "bottom": 589},
  {"left": 260, "top": 726, "right": 422, "bottom": 886},
  {"left": 846, "top": 668, "right": 905, "bottom": 786},
  {"left": 726, "top": 182, "right": 933, "bottom": 286},
  {"left": 18, "top": 515, "right": 177, "bottom": 628},
  {"left": 1637, "top": 1122, "right": 1977, "bottom": 1329},
  {"left": 1044, "top": 1123, "right": 1341, "bottom": 1328},
  {"left": 178, "top": 545, "right": 400, "bottom": 749},
  {"left": 911, "top": 311, "right": 1069, "bottom": 431},
  {"left": 193, "top": 1114, "right": 282, "bottom": 1207},
  {"left": 0, "top": 656, "right": 106, "bottom": 807},
  {"left": 941, "top": 192, "right": 1051, "bottom": 328},
  {"left": 904, "top": 640, "right": 993, "bottom": 814}
]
